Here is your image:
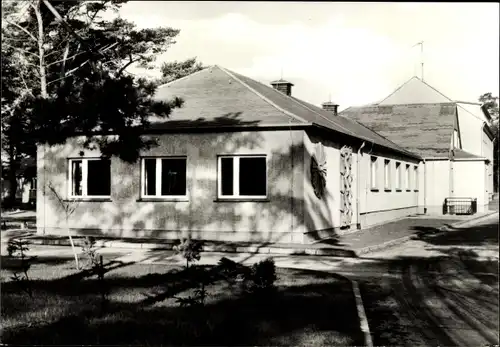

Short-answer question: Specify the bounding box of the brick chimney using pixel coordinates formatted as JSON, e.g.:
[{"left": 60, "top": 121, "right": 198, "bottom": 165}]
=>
[
  {"left": 321, "top": 101, "right": 339, "bottom": 116},
  {"left": 271, "top": 79, "right": 294, "bottom": 96}
]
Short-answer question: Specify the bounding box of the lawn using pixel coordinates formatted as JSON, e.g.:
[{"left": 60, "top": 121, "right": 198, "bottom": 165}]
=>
[{"left": 1, "top": 254, "right": 363, "bottom": 346}]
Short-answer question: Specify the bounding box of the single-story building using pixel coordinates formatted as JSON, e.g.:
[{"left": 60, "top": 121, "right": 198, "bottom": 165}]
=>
[
  {"left": 341, "top": 76, "right": 495, "bottom": 215},
  {"left": 37, "top": 65, "right": 424, "bottom": 244}
]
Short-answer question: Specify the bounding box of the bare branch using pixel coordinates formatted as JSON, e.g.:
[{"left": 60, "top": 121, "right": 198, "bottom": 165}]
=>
[
  {"left": 46, "top": 59, "right": 91, "bottom": 86},
  {"left": 2, "top": 43, "right": 40, "bottom": 58},
  {"left": 5, "top": 20, "right": 38, "bottom": 42}
]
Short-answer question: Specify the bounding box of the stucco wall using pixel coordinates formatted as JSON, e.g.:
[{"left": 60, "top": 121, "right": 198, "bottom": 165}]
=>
[
  {"left": 453, "top": 160, "right": 487, "bottom": 213},
  {"left": 303, "top": 130, "right": 421, "bottom": 237},
  {"left": 37, "top": 130, "right": 305, "bottom": 244},
  {"left": 424, "top": 159, "right": 450, "bottom": 214},
  {"left": 302, "top": 131, "right": 358, "bottom": 241},
  {"left": 481, "top": 129, "right": 494, "bottom": 199},
  {"left": 360, "top": 151, "right": 420, "bottom": 227}
]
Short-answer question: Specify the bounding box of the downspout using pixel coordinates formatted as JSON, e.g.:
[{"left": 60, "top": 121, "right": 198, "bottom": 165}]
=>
[
  {"left": 356, "top": 142, "right": 366, "bottom": 229},
  {"left": 423, "top": 158, "right": 427, "bottom": 214}
]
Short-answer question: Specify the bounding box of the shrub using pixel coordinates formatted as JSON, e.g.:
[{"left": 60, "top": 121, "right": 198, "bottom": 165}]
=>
[
  {"left": 173, "top": 237, "right": 203, "bottom": 269},
  {"left": 248, "top": 258, "right": 277, "bottom": 294},
  {"left": 7, "top": 239, "right": 33, "bottom": 297},
  {"left": 81, "top": 236, "right": 99, "bottom": 269}
]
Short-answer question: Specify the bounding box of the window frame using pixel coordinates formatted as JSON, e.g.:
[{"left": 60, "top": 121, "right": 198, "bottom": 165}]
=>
[
  {"left": 140, "top": 156, "right": 188, "bottom": 200},
  {"left": 414, "top": 165, "right": 419, "bottom": 191},
  {"left": 217, "top": 154, "right": 268, "bottom": 200},
  {"left": 405, "top": 164, "right": 411, "bottom": 191},
  {"left": 68, "top": 157, "right": 112, "bottom": 199},
  {"left": 395, "top": 162, "right": 402, "bottom": 191},
  {"left": 384, "top": 159, "right": 391, "bottom": 191},
  {"left": 370, "top": 156, "right": 378, "bottom": 191}
]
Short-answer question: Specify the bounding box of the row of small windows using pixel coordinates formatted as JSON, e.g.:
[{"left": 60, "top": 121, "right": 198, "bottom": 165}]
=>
[
  {"left": 370, "top": 156, "right": 418, "bottom": 191},
  {"left": 68, "top": 156, "right": 268, "bottom": 199}
]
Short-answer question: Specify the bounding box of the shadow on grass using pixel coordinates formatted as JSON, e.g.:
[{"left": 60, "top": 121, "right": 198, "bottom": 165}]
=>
[{"left": 1, "top": 266, "right": 362, "bottom": 346}]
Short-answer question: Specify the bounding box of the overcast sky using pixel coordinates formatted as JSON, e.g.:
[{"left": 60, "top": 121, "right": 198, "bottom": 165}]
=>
[{"left": 118, "top": 2, "right": 499, "bottom": 110}]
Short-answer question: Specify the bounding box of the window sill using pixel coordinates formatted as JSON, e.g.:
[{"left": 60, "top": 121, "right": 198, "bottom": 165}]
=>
[
  {"left": 64, "top": 198, "right": 111, "bottom": 202},
  {"left": 214, "top": 198, "right": 270, "bottom": 203},
  {"left": 137, "top": 197, "right": 189, "bottom": 202},
  {"left": 370, "top": 188, "right": 379, "bottom": 192}
]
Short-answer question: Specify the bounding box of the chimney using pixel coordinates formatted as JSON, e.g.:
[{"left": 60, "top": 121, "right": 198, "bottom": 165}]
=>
[
  {"left": 321, "top": 101, "right": 339, "bottom": 116},
  {"left": 271, "top": 79, "right": 294, "bottom": 96}
]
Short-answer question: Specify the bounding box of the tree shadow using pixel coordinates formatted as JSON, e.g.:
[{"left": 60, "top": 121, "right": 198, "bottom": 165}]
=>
[
  {"left": 412, "top": 222, "right": 499, "bottom": 247},
  {"left": 2, "top": 265, "right": 363, "bottom": 346}
]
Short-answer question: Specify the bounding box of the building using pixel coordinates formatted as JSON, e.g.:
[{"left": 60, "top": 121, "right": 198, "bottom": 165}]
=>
[
  {"left": 341, "top": 76, "right": 495, "bottom": 215},
  {"left": 36, "top": 66, "right": 423, "bottom": 244}
]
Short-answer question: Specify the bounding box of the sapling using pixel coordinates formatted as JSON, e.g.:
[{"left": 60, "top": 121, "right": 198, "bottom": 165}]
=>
[{"left": 47, "top": 182, "right": 80, "bottom": 270}]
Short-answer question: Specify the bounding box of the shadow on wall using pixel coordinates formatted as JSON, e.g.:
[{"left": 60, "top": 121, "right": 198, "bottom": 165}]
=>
[{"left": 39, "top": 112, "right": 343, "bottom": 245}]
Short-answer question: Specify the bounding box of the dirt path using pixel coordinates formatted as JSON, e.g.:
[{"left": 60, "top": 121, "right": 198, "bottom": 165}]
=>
[{"left": 358, "top": 214, "right": 499, "bottom": 346}]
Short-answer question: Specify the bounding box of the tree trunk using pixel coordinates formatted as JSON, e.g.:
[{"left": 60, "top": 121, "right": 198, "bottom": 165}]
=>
[
  {"left": 33, "top": 0, "right": 47, "bottom": 98},
  {"left": 66, "top": 214, "right": 79, "bottom": 270},
  {"left": 6, "top": 144, "right": 19, "bottom": 209}
]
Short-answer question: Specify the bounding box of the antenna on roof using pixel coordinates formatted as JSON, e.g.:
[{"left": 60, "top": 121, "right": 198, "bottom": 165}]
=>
[
  {"left": 412, "top": 40, "right": 424, "bottom": 81},
  {"left": 280, "top": 67, "right": 283, "bottom": 80}
]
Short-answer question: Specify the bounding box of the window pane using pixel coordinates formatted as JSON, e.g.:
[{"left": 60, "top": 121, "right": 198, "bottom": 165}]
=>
[
  {"left": 87, "top": 159, "right": 111, "bottom": 196},
  {"left": 384, "top": 160, "right": 390, "bottom": 188},
  {"left": 144, "top": 159, "right": 156, "bottom": 196},
  {"left": 72, "top": 160, "right": 82, "bottom": 196},
  {"left": 371, "top": 157, "right": 377, "bottom": 188},
  {"left": 220, "top": 157, "right": 233, "bottom": 196},
  {"left": 239, "top": 157, "right": 266, "bottom": 196},
  {"left": 161, "top": 158, "right": 186, "bottom": 196}
]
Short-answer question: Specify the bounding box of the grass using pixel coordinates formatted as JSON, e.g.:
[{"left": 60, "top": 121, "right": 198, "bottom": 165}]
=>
[{"left": 1, "top": 255, "right": 362, "bottom": 346}]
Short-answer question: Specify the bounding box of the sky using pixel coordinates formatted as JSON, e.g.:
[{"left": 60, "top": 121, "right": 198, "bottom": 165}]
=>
[{"left": 116, "top": 2, "right": 499, "bottom": 110}]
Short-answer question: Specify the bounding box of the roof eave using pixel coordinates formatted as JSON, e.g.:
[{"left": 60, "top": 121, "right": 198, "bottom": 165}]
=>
[{"left": 311, "top": 123, "right": 422, "bottom": 160}]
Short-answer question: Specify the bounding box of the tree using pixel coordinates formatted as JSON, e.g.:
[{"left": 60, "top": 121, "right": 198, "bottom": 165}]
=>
[
  {"left": 157, "top": 57, "right": 206, "bottom": 85},
  {"left": 479, "top": 92, "right": 499, "bottom": 193},
  {"left": 1, "top": 0, "right": 194, "bottom": 207}
]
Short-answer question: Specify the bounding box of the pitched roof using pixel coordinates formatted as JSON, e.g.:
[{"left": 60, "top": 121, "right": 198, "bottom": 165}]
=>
[
  {"left": 378, "top": 76, "right": 453, "bottom": 105},
  {"left": 151, "top": 65, "right": 419, "bottom": 159},
  {"left": 340, "top": 103, "right": 457, "bottom": 158},
  {"left": 452, "top": 148, "right": 486, "bottom": 160}
]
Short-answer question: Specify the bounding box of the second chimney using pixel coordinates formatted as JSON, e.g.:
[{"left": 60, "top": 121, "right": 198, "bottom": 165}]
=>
[
  {"left": 271, "top": 79, "right": 294, "bottom": 96},
  {"left": 321, "top": 101, "right": 339, "bottom": 116}
]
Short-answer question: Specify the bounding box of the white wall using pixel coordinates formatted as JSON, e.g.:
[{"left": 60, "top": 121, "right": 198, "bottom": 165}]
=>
[
  {"left": 481, "top": 129, "right": 494, "bottom": 199},
  {"left": 453, "top": 160, "right": 487, "bottom": 212},
  {"left": 424, "top": 159, "right": 451, "bottom": 213},
  {"left": 360, "top": 153, "right": 420, "bottom": 226}
]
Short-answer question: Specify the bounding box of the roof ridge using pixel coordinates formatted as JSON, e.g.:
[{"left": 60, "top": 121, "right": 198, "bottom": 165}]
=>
[
  {"left": 217, "top": 66, "right": 309, "bottom": 124},
  {"left": 156, "top": 65, "right": 214, "bottom": 90},
  {"left": 419, "top": 78, "right": 453, "bottom": 102},
  {"left": 377, "top": 76, "right": 419, "bottom": 105}
]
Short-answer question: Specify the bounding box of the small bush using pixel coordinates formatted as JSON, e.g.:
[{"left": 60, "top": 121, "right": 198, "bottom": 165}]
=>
[
  {"left": 81, "top": 236, "right": 99, "bottom": 269},
  {"left": 248, "top": 258, "right": 277, "bottom": 294},
  {"left": 173, "top": 237, "right": 203, "bottom": 269},
  {"left": 6, "top": 239, "right": 33, "bottom": 297}
]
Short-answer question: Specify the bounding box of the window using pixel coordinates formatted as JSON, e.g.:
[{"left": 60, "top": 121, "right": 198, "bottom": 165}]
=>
[
  {"left": 370, "top": 156, "right": 378, "bottom": 190},
  {"left": 414, "top": 166, "right": 419, "bottom": 191},
  {"left": 405, "top": 164, "right": 410, "bottom": 190},
  {"left": 218, "top": 155, "right": 267, "bottom": 199},
  {"left": 141, "top": 157, "right": 187, "bottom": 198},
  {"left": 395, "top": 162, "right": 402, "bottom": 190},
  {"left": 384, "top": 159, "right": 391, "bottom": 190},
  {"left": 69, "top": 158, "right": 111, "bottom": 197}
]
